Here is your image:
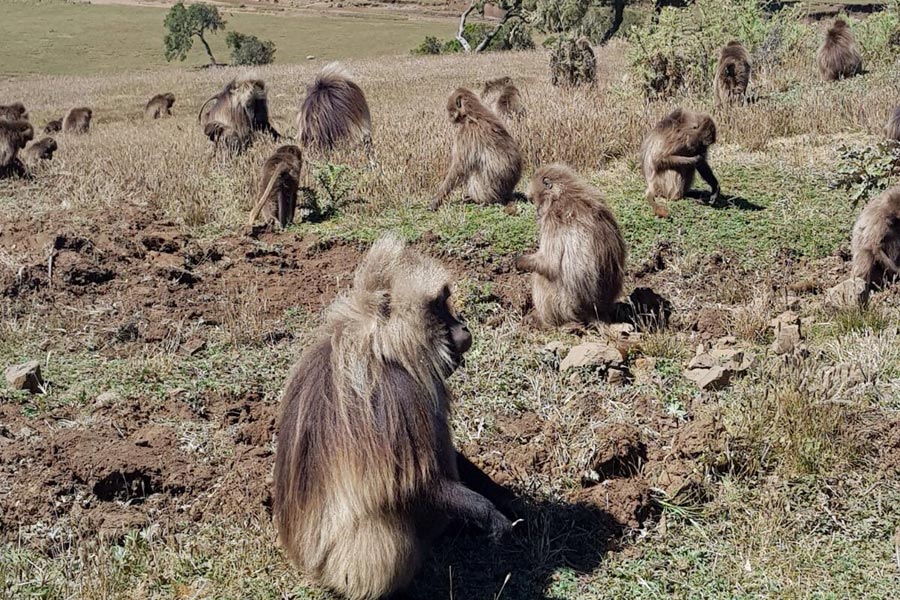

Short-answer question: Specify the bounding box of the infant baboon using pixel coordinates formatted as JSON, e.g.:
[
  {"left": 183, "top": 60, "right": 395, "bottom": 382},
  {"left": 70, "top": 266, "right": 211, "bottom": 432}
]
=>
[
  {"left": 273, "top": 235, "right": 511, "bottom": 600},
  {"left": 431, "top": 88, "right": 522, "bottom": 211},
  {"left": 886, "top": 106, "right": 900, "bottom": 142},
  {"left": 0, "top": 120, "right": 34, "bottom": 178},
  {"left": 851, "top": 186, "right": 900, "bottom": 302},
  {"left": 297, "top": 63, "right": 372, "bottom": 154},
  {"left": 481, "top": 77, "right": 525, "bottom": 119},
  {"left": 21, "top": 137, "right": 57, "bottom": 163},
  {"left": 199, "top": 76, "right": 280, "bottom": 153},
  {"left": 63, "top": 107, "right": 92, "bottom": 134},
  {"left": 44, "top": 119, "right": 62, "bottom": 134},
  {"left": 247, "top": 145, "right": 303, "bottom": 228},
  {"left": 515, "top": 164, "right": 626, "bottom": 326},
  {"left": 0, "top": 102, "right": 28, "bottom": 122},
  {"left": 640, "top": 108, "right": 720, "bottom": 218},
  {"left": 817, "top": 19, "right": 862, "bottom": 82},
  {"left": 714, "top": 41, "right": 751, "bottom": 106},
  {"left": 144, "top": 93, "right": 175, "bottom": 119}
]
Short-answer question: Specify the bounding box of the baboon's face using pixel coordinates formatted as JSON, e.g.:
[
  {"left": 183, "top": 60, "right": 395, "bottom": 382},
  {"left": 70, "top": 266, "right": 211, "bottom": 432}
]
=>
[
  {"left": 528, "top": 168, "right": 568, "bottom": 211},
  {"left": 447, "top": 89, "right": 474, "bottom": 123},
  {"left": 429, "top": 285, "right": 471, "bottom": 368},
  {"left": 686, "top": 114, "right": 716, "bottom": 149},
  {"left": 165, "top": 94, "right": 176, "bottom": 107}
]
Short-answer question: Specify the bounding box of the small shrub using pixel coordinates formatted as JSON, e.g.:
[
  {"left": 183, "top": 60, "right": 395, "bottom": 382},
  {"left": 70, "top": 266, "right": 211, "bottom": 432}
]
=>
[
  {"left": 411, "top": 36, "right": 442, "bottom": 55},
  {"left": 226, "top": 31, "right": 275, "bottom": 66},
  {"left": 830, "top": 141, "right": 900, "bottom": 206}
]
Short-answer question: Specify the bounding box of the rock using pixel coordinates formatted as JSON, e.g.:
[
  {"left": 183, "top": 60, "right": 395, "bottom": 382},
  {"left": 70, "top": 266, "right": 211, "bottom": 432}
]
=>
[
  {"left": 5, "top": 360, "right": 44, "bottom": 393},
  {"left": 770, "top": 311, "right": 803, "bottom": 355},
  {"left": 684, "top": 365, "right": 732, "bottom": 391},
  {"left": 543, "top": 341, "right": 568, "bottom": 355},
  {"left": 306, "top": 55, "right": 316, "bottom": 60},
  {"left": 825, "top": 277, "right": 867, "bottom": 308},
  {"left": 559, "top": 342, "right": 623, "bottom": 372},
  {"left": 181, "top": 338, "right": 206, "bottom": 357},
  {"left": 607, "top": 368, "right": 626, "bottom": 385}
]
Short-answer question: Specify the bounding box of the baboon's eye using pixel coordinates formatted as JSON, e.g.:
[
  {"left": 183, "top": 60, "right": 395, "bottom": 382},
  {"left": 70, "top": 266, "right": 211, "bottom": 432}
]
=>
[
  {"left": 455, "top": 96, "right": 464, "bottom": 109},
  {"left": 542, "top": 177, "right": 553, "bottom": 189}
]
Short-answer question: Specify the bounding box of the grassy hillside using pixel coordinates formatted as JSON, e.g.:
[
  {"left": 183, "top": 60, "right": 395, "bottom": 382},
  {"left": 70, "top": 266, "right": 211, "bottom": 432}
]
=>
[
  {"left": 0, "top": 1, "right": 453, "bottom": 76},
  {"left": 1, "top": 2, "right": 900, "bottom": 599}
]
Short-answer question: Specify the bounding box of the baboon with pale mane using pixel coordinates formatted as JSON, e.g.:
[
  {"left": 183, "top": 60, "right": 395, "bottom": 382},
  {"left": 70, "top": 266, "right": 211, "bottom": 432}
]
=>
[
  {"left": 247, "top": 145, "right": 303, "bottom": 228},
  {"left": 516, "top": 164, "right": 626, "bottom": 326},
  {"left": 0, "top": 120, "right": 34, "bottom": 178},
  {"left": 714, "top": 41, "right": 751, "bottom": 106},
  {"left": 431, "top": 88, "right": 522, "bottom": 211},
  {"left": 640, "top": 108, "right": 720, "bottom": 218},
  {"left": 851, "top": 186, "right": 900, "bottom": 302},
  {"left": 21, "top": 137, "right": 57, "bottom": 163},
  {"left": 274, "top": 235, "right": 511, "bottom": 600},
  {"left": 0, "top": 102, "right": 28, "bottom": 122},
  {"left": 144, "top": 93, "right": 175, "bottom": 119},
  {"left": 297, "top": 63, "right": 372, "bottom": 154},
  {"left": 481, "top": 76, "right": 525, "bottom": 119},
  {"left": 199, "top": 76, "right": 280, "bottom": 154},
  {"left": 886, "top": 106, "right": 900, "bottom": 142},
  {"left": 817, "top": 19, "right": 862, "bottom": 82},
  {"left": 63, "top": 107, "right": 92, "bottom": 134}
]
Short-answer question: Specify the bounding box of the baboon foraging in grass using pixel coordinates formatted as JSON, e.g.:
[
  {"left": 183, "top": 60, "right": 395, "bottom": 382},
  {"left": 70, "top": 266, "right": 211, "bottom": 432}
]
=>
[
  {"left": 247, "top": 145, "right": 303, "bottom": 228},
  {"left": 886, "top": 106, "right": 900, "bottom": 142},
  {"left": 273, "top": 235, "right": 511, "bottom": 600},
  {"left": 481, "top": 77, "right": 525, "bottom": 119},
  {"left": 44, "top": 119, "right": 62, "bottom": 134},
  {"left": 144, "top": 93, "right": 175, "bottom": 119},
  {"left": 0, "top": 120, "right": 34, "bottom": 178},
  {"left": 714, "top": 41, "right": 751, "bottom": 106},
  {"left": 199, "top": 76, "right": 280, "bottom": 154},
  {"left": 0, "top": 102, "right": 28, "bottom": 122},
  {"left": 817, "top": 19, "right": 862, "bottom": 82},
  {"left": 431, "top": 88, "right": 522, "bottom": 211},
  {"left": 21, "top": 137, "right": 57, "bottom": 163},
  {"left": 640, "top": 108, "right": 720, "bottom": 218},
  {"left": 851, "top": 186, "right": 900, "bottom": 302},
  {"left": 63, "top": 107, "right": 92, "bottom": 134},
  {"left": 297, "top": 63, "right": 372, "bottom": 156},
  {"left": 515, "top": 164, "right": 626, "bottom": 327}
]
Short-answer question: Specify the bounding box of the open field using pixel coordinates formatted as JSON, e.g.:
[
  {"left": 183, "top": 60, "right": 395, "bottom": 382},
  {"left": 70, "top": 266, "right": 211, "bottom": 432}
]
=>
[
  {"left": 0, "top": 0, "right": 454, "bottom": 76},
  {"left": 2, "top": 2, "right": 900, "bottom": 599}
]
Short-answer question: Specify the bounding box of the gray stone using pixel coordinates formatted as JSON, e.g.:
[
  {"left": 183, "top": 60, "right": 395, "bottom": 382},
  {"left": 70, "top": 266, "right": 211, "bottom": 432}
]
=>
[
  {"left": 5, "top": 360, "right": 43, "bottom": 394},
  {"left": 684, "top": 365, "right": 732, "bottom": 391},
  {"left": 825, "top": 277, "right": 867, "bottom": 308},
  {"left": 560, "top": 342, "right": 623, "bottom": 372}
]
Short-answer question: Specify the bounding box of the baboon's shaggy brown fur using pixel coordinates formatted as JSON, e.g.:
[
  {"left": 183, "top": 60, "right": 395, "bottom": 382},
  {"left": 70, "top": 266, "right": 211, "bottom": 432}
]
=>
[
  {"left": 297, "top": 63, "right": 372, "bottom": 153},
  {"left": 43, "top": 119, "right": 62, "bottom": 134},
  {"left": 516, "top": 163, "right": 626, "bottom": 326},
  {"left": 0, "top": 102, "right": 28, "bottom": 122},
  {"left": 247, "top": 145, "right": 303, "bottom": 228},
  {"left": 431, "top": 87, "right": 522, "bottom": 210},
  {"left": 0, "top": 120, "right": 34, "bottom": 178},
  {"left": 817, "top": 19, "right": 863, "bottom": 82},
  {"left": 199, "top": 76, "right": 280, "bottom": 153},
  {"left": 640, "top": 108, "right": 720, "bottom": 218},
  {"left": 21, "top": 137, "right": 57, "bottom": 163},
  {"left": 481, "top": 77, "right": 525, "bottom": 119},
  {"left": 714, "top": 41, "right": 751, "bottom": 107},
  {"left": 273, "top": 235, "right": 510, "bottom": 600},
  {"left": 63, "top": 107, "right": 92, "bottom": 134},
  {"left": 144, "top": 93, "right": 175, "bottom": 119},
  {"left": 851, "top": 186, "right": 900, "bottom": 302}
]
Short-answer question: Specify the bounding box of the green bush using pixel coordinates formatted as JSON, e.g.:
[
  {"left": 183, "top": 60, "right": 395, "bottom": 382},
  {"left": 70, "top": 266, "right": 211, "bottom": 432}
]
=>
[
  {"left": 226, "top": 31, "right": 276, "bottom": 66},
  {"left": 851, "top": 8, "right": 900, "bottom": 66},
  {"left": 410, "top": 19, "right": 534, "bottom": 55},
  {"left": 411, "top": 36, "right": 442, "bottom": 55}
]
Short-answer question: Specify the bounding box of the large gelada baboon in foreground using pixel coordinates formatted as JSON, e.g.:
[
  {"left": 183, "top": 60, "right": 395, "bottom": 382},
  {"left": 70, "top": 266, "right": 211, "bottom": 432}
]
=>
[
  {"left": 851, "top": 186, "right": 900, "bottom": 303},
  {"left": 297, "top": 63, "right": 372, "bottom": 157},
  {"left": 0, "top": 119, "right": 34, "bottom": 178},
  {"left": 273, "top": 235, "right": 511, "bottom": 600},
  {"left": 199, "top": 76, "right": 280, "bottom": 155}
]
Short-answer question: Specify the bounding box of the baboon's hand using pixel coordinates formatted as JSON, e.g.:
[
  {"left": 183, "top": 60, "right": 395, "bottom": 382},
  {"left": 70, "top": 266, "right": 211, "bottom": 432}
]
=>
[
  {"left": 514, "top": 255, "right": 531, "bottom": 272},
  {"left": 710, "top": 187, "right": 721, "bottom": 205},
  {"left": 487, "top": 510, "right": 512, "bottom": 543},
  {"left": 429, "top": 195, "right": 443, "bottom": 211}
]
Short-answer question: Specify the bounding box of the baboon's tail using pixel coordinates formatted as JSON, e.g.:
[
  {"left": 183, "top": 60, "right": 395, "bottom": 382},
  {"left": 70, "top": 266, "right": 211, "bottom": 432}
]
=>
[{"left": 247, "top": 164, "right": 288, "bottom": 227}]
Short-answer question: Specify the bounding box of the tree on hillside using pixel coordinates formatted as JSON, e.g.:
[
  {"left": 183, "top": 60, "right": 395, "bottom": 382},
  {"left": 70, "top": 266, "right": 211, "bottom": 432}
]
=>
[
  {"left": 455, "top": 0, "right": 630, "bottom": 53},
  {"left": 164, "top": 2, "right": 226, "bottom": 66},
  {"left": 226, "top": 31, "right": 276, "bottom": 66}
]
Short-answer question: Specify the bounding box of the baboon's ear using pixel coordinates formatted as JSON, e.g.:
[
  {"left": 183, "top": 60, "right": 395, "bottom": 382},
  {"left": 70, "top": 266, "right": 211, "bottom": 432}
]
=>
[{"left": 455, "top": 95, "right": 464, "bottom": 110}]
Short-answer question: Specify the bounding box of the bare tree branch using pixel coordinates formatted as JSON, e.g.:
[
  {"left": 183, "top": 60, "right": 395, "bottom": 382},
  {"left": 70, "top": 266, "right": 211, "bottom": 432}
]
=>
[
  {"left": 474, "top": 11, "right": 522, "bottom": 53},
  {"left": 457, "top": 1, "right": 479, "bottom": 52}
]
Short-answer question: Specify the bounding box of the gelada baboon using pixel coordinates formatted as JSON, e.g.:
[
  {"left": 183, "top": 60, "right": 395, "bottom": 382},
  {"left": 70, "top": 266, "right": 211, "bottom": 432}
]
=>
[
  {"left": 481, "top": 76, "right": 525, "bottom": 119},
  {"left": 851, "top": 186, "right": 900, "bottom": 302},
  {"left": 297, "top": 63, "right": 372, "bottom": 154},
  {"left": 886, "top": 106, "right": 900, "bottom": 142},
  {"left": 714, "top": 41, "right": 751, "bottom": 107},
  {"left": 0, "top": 102, "right": 28, "bottom": 122},
  {"left": 144, "top": 93, "right": 175, "bottom": 119},
  {"left": 431, "top": 88, "right": 522, "bottom": 211},
  {"left": 247, "top": 145, "right": 303, "bottom": 228},
  {"left": 44, "top": 119, "right": 62, "bottom": 134},
  {"left": 63, "top": 107, "right": 92, "bottom": 134},
  {"left": 199, "top": 76, "right": 280, "bottom": 152},
  {"left": 515, "top": 164, "right": 626, "bottom": 326},
  {"left": 21, "top": 137, "right": 57, "bottom": 163},
  {"left": 273, "top": 235, "right": 510, "bottom": 600},
  {"left": 640, "top": 108, "right": 720, "bottom": 218},
  {"left": 817, "top": 19, "right": 862, "bottom": 82},
  {"left": 0, "top": 120, "right": 34, "bottom": 178}
]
